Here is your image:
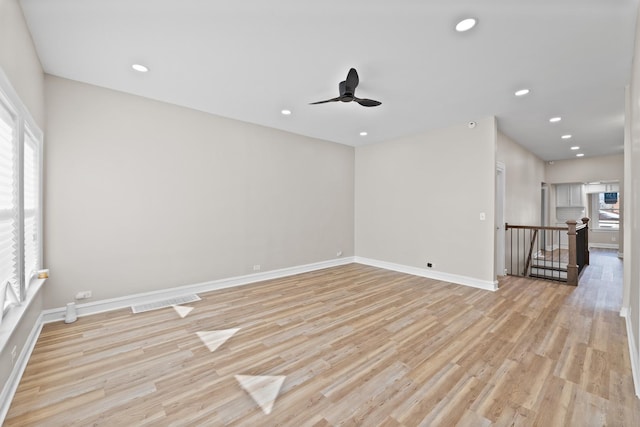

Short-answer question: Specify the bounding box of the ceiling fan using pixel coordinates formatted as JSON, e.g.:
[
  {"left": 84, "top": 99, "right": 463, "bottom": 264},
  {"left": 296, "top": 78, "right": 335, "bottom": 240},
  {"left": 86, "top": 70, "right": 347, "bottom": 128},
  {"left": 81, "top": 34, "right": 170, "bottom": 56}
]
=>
[{"left": 310, "top": 68, "right": 381, "bottom": 107}]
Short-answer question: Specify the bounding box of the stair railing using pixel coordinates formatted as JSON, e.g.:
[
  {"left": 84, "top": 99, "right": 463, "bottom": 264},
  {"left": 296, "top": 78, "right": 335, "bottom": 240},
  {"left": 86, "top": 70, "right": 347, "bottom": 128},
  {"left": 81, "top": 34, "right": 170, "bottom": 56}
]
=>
[{"left": 505, "top": 218, "right": 589, "bottom": 286}]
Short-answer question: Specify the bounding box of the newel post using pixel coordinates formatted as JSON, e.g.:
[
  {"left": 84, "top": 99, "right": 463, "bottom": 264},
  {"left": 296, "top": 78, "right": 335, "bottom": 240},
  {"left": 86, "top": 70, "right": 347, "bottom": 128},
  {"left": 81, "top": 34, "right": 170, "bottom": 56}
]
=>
[
  {"left": 581, "top": 217, "right": 590, "bottom": 266},
  {"left": 566, "top": 220, "right": 578, "bottom": 286}
]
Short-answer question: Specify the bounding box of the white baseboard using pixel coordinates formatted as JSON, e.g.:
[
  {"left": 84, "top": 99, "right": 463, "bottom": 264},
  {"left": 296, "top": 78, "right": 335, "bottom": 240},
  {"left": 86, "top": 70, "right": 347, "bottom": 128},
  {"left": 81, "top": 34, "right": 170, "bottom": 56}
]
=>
[
  {"left": 0, "top": 313, "right": 44, "bottom": 423},
  {"left": 354, "top": 257, "right": 498, "bottom": 291},
  {"left": 40, "top": 255, "right": 499, "bottom": 323},
  {"left": 42, "top": 257, "right": 356, "bottom": 323},
  {"left": 588, "top": 243, "right": 619, "bottom": 250},
  {"left": 621, "top": 308, "right": 640, "bottom": 398}
]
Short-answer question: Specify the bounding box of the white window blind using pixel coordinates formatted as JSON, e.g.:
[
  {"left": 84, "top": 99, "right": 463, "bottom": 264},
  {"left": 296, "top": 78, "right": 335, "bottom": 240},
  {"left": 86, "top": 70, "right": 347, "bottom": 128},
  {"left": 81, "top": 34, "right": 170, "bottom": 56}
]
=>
[
  {"left": 0, "top": 99, "right": 18, "bottom": 302},
  {"left": 24, "top": 127, "right": 39, "bottom": 285}
]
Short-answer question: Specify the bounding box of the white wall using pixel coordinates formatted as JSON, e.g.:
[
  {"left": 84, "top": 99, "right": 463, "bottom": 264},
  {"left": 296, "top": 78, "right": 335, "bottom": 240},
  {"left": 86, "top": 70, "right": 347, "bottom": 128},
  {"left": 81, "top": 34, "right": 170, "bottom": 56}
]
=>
[
  {"left": 0, "top": 0, "right": 44, "bottom": 401},
  {"left": 496, "top": 131, "right": 545, "bottom": 225},
  {"left": 0, "top": 0, "right": 43, "bottom": 126},
  {"left": 44, "top": 76, "right": 355, "bottom": 309},
  {"left": 545, "top": 154, "right": 623, "bottom": 184},
  {"left": 625, "top": 1, "right": 640, "bottom": 397},
  {"left": 495, "top": 131, "right": 546, "bottom": 276},
  {"left": 355, "top": 116, "right": 497, "bottom": 284}
]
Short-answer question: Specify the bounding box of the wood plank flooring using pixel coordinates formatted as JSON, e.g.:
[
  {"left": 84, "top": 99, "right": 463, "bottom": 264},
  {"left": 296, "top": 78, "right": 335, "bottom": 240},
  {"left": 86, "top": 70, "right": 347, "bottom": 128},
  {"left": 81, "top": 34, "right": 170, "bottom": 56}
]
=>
[{"left": 6, "top": 249, "right": 639, "bottom": 426}]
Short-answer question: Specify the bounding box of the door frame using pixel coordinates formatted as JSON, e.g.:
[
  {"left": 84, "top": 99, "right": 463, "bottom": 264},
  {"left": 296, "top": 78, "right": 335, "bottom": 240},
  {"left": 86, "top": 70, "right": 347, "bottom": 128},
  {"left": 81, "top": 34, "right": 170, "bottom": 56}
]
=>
[
  {"left": 540, "top": 183, "right": 549, "bottom": 249},
  {"left": 495, "top": 162, "right": 506, "bottom": 277}
]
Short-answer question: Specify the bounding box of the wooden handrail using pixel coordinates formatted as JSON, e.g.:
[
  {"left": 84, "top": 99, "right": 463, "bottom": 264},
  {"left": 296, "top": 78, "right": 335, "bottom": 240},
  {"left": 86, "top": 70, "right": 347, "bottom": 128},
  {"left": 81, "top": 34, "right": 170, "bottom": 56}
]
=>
[
  {"left": 505, "top": 223, "right": 587, "bottom": 231},
  {"left": 506, "top": 224, "right": 566, "bottom": 231}
]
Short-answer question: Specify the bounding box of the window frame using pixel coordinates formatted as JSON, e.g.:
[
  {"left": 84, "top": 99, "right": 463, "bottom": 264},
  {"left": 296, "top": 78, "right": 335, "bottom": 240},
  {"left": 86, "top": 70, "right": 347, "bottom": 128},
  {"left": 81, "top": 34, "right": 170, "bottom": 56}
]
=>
[
  {"left": 0, "top": 67, "right": 43, "bottom": 317},
  {"left": 590, "top": 191, "right": 620, "bottom": 231},
  {"left": 23, "top": 124, "right": 42, "bottom": 290}
]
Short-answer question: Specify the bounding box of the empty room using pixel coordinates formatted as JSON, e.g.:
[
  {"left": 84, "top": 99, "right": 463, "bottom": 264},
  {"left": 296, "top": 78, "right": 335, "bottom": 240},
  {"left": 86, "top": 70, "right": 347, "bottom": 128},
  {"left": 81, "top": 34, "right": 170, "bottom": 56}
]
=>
[{"left": 1, "top": 0, "right": 640, "bottom": 425}]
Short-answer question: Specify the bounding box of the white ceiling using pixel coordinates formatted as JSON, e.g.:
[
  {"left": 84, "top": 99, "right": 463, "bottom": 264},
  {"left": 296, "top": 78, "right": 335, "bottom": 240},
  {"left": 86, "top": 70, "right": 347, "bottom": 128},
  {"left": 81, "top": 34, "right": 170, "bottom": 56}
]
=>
[{"left": 19, "top": 0, "right": 639, "bottom": 161}]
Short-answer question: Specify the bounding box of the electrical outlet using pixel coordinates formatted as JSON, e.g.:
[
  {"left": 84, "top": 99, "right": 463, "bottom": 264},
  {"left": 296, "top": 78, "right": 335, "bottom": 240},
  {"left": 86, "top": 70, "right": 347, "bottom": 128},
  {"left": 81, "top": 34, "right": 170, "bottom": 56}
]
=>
[
  {"left": 336, "top": 250, "right": 343, "bottom": 257},
  {"left": 75, "top": 290, "right": 92, "bottom": 300},
  {"left": 253, "top": 264, "right": 261, "bottom": 271},
  {"left": 11, "top": 346, "right": 17, "bottom": 365},
  {"left": 427, "top": 262, "right": 433, "bottom": 268}
]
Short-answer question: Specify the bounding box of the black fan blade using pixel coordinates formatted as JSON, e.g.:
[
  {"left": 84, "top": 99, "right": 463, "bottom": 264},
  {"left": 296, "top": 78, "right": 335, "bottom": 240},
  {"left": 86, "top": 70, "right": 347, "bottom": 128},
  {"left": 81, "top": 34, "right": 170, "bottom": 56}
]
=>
[
  {"left": 354, "top": 97, "right": 381, "bottom": 107},
  {"left": 345, "top": 68, "right": 359, "bottom": 93},
  {"left": 339, "top": 81, "right": 346, "bottom": 96},
  {"left": 309, "top": 97, "right": 341, "bottom": 105}
]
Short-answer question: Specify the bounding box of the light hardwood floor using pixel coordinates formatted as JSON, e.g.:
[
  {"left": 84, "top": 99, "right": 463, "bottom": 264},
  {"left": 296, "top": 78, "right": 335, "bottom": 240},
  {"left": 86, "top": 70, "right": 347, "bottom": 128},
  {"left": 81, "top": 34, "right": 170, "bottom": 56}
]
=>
[{"left": 6, "top": 249, "right": 639, "bottom": 426}]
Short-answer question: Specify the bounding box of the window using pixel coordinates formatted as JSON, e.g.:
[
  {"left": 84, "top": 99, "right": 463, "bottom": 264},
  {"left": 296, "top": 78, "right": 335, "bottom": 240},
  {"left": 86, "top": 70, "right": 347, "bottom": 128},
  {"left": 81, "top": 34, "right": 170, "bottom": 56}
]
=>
[
  {"left": 0, "top": 98, "right": 18, "bottom": 308},
  {"left": 591, "top": 192, "right": 619, "bottom": 230},
  {"left": 0, "top": 70, "right": 42, "bottom": 316},
  {"left": 24, "top": 127, "right": 40, "bottom": 286}
]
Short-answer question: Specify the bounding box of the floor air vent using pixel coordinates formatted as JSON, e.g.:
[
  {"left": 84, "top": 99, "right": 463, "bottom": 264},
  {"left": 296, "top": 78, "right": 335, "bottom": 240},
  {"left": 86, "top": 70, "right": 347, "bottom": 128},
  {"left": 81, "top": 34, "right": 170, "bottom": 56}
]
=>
[{"left": 131, "top": 294, "right": 201, "bottom": 314}]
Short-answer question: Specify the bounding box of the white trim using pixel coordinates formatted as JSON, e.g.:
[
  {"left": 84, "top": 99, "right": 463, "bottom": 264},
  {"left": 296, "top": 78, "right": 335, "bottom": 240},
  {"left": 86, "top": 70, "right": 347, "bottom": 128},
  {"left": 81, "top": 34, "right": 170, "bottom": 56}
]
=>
[
  {"left": 0, "top": 312, "right": 43, "bottom": 423},
  {"left": 0, "top": 279, "right": 45, "bottom": 425},
  {"left": 42, "top": 257, "right": 355, "bottom": 323},
  {"left": 621, "top": 308, "right": 640, "bottom": 398},
  {"left": 0, "top": 279, "right": 45, "bottom": 354},
  {"left": 588, "top": 243, "right": 619, "bottom": 250},
  {"left": 354, "top": 257, "right": 498, "bottom": 291},
  {"left": 495, "top": 162, "right": 506, "bottom": 280}
]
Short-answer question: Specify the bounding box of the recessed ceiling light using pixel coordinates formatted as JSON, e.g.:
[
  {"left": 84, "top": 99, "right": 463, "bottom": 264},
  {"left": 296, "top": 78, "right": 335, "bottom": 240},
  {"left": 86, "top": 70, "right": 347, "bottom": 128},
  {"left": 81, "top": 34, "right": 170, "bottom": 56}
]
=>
[
  {"left": 131, "top": 64, "right": 149, "bottom": 73},
  {"left": 360, "top": 131, "right": 368, "bottom": 136},
  {"left": 549, "top": 117, "right": 562, "bottom": 123},
  {"left": 455, "top": 18, "right": 477, "bottom": 32},
  {"left": 561, "top": 134, "right": 572, "bottom": 139},
  {"left": 576, "top": 153, "right": 585, "bottom": 157},
  {"left": 515, "top": 89, "right": 530, "bottom": 97},
  {"left": 281, "top": 109, "right": 292, "bottom": 115},
  {"left": 570, "top": 146, "right": 580, "bottom": 150}
]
